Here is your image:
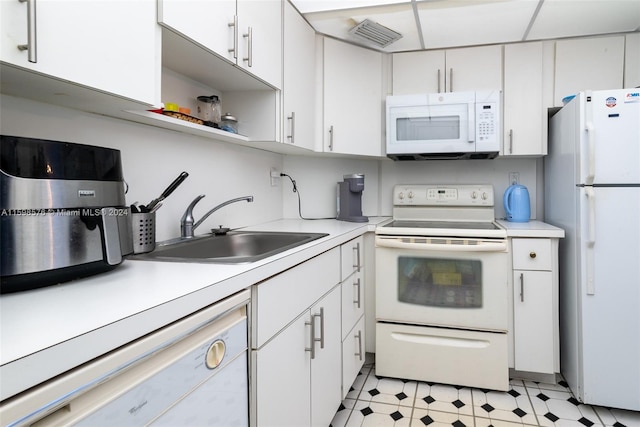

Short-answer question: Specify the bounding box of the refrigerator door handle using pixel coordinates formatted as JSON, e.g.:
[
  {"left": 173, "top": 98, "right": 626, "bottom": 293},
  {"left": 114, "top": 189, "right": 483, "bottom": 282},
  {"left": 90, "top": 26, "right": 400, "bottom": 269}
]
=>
[
  {"left": 585, "top": 187, "right": 596, "bottom": 295},
  {"left": 585, "top": 122, "right": 596, "bottom": 185}
]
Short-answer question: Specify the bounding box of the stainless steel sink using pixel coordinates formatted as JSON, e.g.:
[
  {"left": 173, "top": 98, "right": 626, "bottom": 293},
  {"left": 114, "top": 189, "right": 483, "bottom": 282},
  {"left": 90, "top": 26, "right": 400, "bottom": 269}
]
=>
[{"left": 132, "top": 231, "right": 328, "bottom": 264}]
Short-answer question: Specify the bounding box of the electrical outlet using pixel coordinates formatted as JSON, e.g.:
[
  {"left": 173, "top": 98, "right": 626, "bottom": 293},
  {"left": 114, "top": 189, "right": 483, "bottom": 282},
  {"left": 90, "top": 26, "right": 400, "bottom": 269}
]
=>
[
  {"left": 270, "top": 167, "right": 280, "bottom": 187},
  {"left": 509, "top": 172, "right": 520, "bottom": 186}
]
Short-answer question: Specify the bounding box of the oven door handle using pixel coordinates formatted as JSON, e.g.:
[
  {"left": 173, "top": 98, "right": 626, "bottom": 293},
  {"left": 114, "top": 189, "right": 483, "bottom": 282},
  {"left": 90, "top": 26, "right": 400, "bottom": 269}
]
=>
[{"left": 375, "top": 236, "right": 507, "bottom": 252}]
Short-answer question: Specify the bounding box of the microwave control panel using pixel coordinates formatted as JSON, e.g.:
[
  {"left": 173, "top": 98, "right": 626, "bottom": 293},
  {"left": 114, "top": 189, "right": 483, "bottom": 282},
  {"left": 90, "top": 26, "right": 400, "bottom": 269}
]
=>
[{"left": 476, "top": 103, "right": 498, "bottom": 142}]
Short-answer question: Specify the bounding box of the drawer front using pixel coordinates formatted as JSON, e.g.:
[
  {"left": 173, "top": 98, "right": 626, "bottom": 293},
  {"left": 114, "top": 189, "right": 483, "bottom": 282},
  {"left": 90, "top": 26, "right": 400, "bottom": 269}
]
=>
[
  {"left": 512, "top": 238, "right": 552, "bottom": 270},
  {"left": 341, "top": 269, "right": 365, "bottom": 339},
  {"left": 341, "top": 236, "right": 364, "bottom": 281},
  {"left": 253, "top": 247, "right": 340, "bottom": 348},
  {"left": 376, "top": 322, "right": 508, "bottom": 391}
]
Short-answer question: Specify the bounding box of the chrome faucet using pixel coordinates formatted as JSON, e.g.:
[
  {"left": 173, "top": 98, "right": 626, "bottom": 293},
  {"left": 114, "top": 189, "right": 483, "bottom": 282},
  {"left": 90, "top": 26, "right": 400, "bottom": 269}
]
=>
[{"left": 180, "top": 195, "right": 254, "bottom": 238}]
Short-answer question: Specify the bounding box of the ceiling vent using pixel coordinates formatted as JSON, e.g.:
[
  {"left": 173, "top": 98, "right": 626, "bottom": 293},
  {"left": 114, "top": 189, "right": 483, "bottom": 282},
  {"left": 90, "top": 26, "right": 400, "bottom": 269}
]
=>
[{"left": 348, "top": 19, "right": 403, "bottom": 48}]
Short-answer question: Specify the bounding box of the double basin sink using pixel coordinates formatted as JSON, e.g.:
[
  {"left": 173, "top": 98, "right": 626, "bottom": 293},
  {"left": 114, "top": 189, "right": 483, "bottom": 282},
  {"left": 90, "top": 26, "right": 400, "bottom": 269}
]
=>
[{"left": 133, "top": 231, "right": 328, "bottom": 264}]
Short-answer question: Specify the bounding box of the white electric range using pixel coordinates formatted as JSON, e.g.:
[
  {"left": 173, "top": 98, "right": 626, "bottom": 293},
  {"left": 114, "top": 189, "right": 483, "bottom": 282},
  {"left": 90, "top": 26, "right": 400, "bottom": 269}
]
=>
[{"left": 375, "top": 184, "right": 510, "bottom": 391}]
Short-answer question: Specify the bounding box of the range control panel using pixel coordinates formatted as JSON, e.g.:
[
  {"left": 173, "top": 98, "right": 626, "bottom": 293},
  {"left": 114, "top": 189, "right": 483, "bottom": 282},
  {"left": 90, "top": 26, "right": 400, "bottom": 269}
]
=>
[{"left": 393, "top": 184, "right": 495, "bottom": 207}]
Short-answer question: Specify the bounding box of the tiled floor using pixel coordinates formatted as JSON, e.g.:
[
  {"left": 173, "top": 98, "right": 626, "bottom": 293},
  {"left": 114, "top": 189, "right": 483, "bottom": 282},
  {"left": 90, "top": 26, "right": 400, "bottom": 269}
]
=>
[{"left": 331, "top": 354, "right": 640, "bottom": 427}]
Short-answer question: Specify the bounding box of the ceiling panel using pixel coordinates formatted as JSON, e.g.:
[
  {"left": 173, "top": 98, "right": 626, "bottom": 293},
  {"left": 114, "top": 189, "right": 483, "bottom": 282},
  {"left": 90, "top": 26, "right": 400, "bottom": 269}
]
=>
[
  {"left": 527, "top": 0, "right": 640, "bottom": 40},
  {"left": 292, "top": 0, "right": 640, "bottom": 53},
  {"left": 306, "top": 4, "right": 423, "bottom": 51},
  {"left": 291, "top": 0, "right": 411, "bottom": 14},
  {"left": 417, "top": 0, "right": 540, "bottom": 49}
]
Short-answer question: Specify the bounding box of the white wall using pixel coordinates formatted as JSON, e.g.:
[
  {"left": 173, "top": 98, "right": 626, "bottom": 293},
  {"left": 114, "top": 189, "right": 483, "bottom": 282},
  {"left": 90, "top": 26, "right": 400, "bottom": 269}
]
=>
[
  {"left": 0, "top": 95, "right": 284, "bottom": 241},
  {"left": 281, "top": 156, "right": 380, "bottom": 219}
]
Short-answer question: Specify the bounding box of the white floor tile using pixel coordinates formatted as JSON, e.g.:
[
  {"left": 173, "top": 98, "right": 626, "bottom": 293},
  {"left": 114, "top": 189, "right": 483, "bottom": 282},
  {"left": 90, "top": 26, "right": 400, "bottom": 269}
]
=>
[{"left": 333, "top": 364, "right": 639, "bottom": 427}]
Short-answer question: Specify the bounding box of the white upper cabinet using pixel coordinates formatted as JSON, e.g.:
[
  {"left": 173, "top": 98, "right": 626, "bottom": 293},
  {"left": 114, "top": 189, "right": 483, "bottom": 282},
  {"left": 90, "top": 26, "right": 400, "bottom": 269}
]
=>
[
  {"left": 322, "top": 38, "right": 383, "bottom": 156},
  {"left": 1, "top": 0, "right": 159, "bottom": 106},
  {"left": 158, "top": 0, "right": 237, "bottom": 64},
  {"left": 502, "top": 42, "right": 554, "bottom": 156},
  {"left": 282, "top": 1, "right": 315, "bottom": 151},
  {"left": 236, "top": 0, "right": 282, "bottom": 89},
  {"left": 158, "top": 0, "right": 282, "bottom": 89},
  {"left": 554, "top": 36, "right": 625, "bottom": 106},
  {"left": 392, "top": 45, "right": 502, "bottom": 94},
  {"left": 444, "top": 45, "right": 503, "bottom": 93},
  {"left": 392, "top": 50, "right": 444, "bottom": 94}
]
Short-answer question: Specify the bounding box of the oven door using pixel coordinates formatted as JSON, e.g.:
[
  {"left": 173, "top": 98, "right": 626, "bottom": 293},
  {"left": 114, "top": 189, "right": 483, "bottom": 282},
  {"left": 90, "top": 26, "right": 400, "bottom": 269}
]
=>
[{"left": 375, "top": 235, "right": 508, "bottom": 331}]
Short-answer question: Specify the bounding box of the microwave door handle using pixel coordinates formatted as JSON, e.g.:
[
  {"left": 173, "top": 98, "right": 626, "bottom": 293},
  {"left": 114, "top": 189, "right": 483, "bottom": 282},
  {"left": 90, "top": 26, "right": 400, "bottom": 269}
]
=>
[{"left": 468, "top": 102, "right": 475, "bottom": 143}]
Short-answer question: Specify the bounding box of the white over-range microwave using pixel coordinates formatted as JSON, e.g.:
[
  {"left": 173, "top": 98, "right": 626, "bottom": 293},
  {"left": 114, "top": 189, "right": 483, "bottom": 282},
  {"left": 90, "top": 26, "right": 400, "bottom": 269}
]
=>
[{"left": 386, "top": 90, "right": 501, "bottom": 160}]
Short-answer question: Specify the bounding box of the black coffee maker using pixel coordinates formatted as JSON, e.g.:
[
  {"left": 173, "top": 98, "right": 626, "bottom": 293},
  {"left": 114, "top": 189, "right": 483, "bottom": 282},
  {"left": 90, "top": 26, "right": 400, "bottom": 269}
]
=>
[{"left": 337, "top": 174, "right": 368, "bottom": 223}]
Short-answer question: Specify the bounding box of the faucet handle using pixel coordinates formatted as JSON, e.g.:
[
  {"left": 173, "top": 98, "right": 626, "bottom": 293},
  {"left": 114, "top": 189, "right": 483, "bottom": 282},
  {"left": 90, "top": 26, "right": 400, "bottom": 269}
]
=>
[{"left": 181, "top": 194, "right": 205, "bottom": 238}]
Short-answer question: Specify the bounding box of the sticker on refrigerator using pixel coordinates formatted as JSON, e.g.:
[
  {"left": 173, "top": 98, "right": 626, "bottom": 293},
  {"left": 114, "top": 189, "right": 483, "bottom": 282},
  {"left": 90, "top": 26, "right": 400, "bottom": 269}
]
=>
[
  {"left": 605, "top": 97, "right": 617, "bottom": 108},
  {"left": 624, "top": 92, "right": 640, "bottom": 103}
]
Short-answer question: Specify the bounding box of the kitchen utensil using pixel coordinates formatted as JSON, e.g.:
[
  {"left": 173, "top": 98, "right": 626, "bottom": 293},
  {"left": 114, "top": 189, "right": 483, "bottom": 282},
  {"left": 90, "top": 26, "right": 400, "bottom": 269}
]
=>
[
  {"left": 145, "top": 171, "right": 189, "bottom": 212},
  {"left": 196, "top": 95, "right": 221, "bottom": 124},
  {"left": 503, "top": 184, "right": 530, "bottom": 222},
  {"left": 220, "top": 113, "right": 238, "bottom": 134}
]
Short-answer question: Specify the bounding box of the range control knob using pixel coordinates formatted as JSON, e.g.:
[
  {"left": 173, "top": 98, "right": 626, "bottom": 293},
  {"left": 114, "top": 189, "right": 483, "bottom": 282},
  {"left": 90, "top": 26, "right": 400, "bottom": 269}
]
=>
[
  {"left": 482, "top": 192, "right": 488, "bottom": 200},
  {"left": 408, "top": 191, "right": 414, "bottom": 199},
  {"left": 398, "top": 192, "right": 405, "bottom": 200},
  {"left": 471, "top": 191, "right": 478, "bottom": 199}
]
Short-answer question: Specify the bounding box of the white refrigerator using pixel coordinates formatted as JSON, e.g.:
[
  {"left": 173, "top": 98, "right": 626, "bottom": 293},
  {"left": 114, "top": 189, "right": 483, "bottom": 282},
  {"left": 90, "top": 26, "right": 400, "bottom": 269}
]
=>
[{"left": 545, "top": 89, "right": 640, "bottom": 411}]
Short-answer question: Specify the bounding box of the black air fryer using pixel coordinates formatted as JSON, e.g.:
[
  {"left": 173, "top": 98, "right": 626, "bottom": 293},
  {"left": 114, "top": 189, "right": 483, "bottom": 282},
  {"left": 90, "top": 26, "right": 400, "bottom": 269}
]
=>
[{"left": 0, "top": 135, "right": 133, "bottom": 293}]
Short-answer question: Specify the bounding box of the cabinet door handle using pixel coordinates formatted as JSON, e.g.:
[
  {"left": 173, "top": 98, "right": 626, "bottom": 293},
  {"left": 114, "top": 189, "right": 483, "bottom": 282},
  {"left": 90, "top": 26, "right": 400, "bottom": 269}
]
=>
[
  {"left": 353, "top": 242, "right": 361, "bottom": 272},
  {"left": 243, "top": 27, "right": 253, "bottom": 67},
  {"left": 509, "top": 129, "right": 514, "bottom": 154},
  {"left": 328, "top": 125, "right": 334, "bottom": 151},
  {"left": 437, "top": 69, "right": 441, "bottom": 93},
  {"left": 317, "top": 307, "right": 325, "bottom": 349},
  {"left": 17, "top": 0, "right": 37, "bottom": 63},
  {"left": 287, "top": 111, "right": 296, "bottom": 143},
  {"left": 355, "top": 330, "right": 363, "bottom": 361},
  {"left": 305, "top": 313, "right": 316, "bottom": 359},
  {"left": 449, "top": 68, "right": 453, "bottom": 92},
  {"left": 228, "top": 15, "right": 238, "bottom": 59},
  {"left": 520, "top": 272, "right": 524, "bottom": 302},
  {"left": 353, "top": 278, "right": 361, "bottom": 309}
]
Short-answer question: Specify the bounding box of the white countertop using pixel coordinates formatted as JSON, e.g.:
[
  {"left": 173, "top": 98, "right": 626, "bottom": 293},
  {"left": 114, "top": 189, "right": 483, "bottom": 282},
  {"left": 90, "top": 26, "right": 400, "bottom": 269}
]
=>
[
  {"left": 0, "top": 218, "right": 387, "bottom": 401},
  {"left": 497, "top": 220, "right": 565, "bottom": 238}
]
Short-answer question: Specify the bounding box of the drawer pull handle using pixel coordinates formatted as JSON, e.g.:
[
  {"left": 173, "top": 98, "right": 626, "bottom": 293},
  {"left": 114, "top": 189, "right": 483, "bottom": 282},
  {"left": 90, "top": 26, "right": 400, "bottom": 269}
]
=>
[
  {"left": 529, "top": 251, "right": 537, "bottom": 259},
  {"left": 355, "top": 330, "right": 363, "bottom": 361},
  {"left": 353, "top": 278, "right": 361, "bottom": 308}
]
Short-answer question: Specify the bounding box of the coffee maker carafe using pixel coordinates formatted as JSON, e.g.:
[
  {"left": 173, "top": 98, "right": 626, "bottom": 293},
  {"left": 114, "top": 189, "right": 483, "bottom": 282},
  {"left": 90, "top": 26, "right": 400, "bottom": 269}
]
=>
[{"left": 337, "top": 174, "right": 368, "bottom": 223}]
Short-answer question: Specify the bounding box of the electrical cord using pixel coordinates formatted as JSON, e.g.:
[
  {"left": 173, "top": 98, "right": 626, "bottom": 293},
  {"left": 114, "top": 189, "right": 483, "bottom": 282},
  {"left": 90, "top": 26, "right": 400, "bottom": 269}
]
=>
[{"left": 280, "top": 173, "right": 337, "bottom": 220}]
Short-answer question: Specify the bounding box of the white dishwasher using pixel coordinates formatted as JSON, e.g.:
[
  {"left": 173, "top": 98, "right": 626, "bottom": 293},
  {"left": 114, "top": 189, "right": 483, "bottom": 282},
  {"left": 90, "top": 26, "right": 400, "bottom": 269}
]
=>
[{"left": 0, "top": 290, "right": 250, "bottom": 427}]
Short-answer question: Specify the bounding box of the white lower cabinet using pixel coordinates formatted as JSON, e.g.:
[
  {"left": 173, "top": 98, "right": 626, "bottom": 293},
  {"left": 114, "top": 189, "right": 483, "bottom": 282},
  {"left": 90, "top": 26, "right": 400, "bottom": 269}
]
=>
[
  {"left": 342, "top": 316, "right": 366, "bottom": 399},
  {"left": 251, "top": 247, "right": 343, "bottom": 427},
  {"left": 511, "top": 238, "right": 559, "bottom": 375}
]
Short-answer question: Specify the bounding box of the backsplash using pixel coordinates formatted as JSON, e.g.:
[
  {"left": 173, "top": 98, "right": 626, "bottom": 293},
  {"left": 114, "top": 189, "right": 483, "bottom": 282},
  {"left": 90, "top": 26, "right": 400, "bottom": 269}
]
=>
[{"left": 0, "top": 95, "right": 284, "bottom": 241}]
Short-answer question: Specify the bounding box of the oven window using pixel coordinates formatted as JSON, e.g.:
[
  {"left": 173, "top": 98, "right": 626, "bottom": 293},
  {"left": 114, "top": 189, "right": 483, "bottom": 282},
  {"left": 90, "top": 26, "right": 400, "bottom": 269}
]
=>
[
  {"left": 396, "top": 116, "right": 460, "bottom": 141},
  {"left": 398, "top": 257, "right": 482, "bottom": 308}
]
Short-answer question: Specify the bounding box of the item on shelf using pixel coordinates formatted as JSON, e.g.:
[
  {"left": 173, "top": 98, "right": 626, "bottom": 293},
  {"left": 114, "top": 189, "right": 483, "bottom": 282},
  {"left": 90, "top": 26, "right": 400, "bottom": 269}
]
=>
[
  {"left": 196, "top": 95, "right": 222, "bottom": 124},
  {"left": 164, "top": 102, "right": 179, "bottom": 112},
  {"left": 220, "top": 113, "right": 238, "bottom": 134},
  {"left": 179, "top": 107, "right": 191, "bottom": 115},
  {"left": 162, "top": 110, "right": 204, "bottom": 125}
]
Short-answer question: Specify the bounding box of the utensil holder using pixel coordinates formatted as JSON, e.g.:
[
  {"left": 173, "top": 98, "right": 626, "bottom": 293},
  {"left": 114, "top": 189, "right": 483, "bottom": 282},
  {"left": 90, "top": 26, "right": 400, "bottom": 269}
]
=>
[{"left": 131, "top": 212, "right": 156, "bottom": 254}]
